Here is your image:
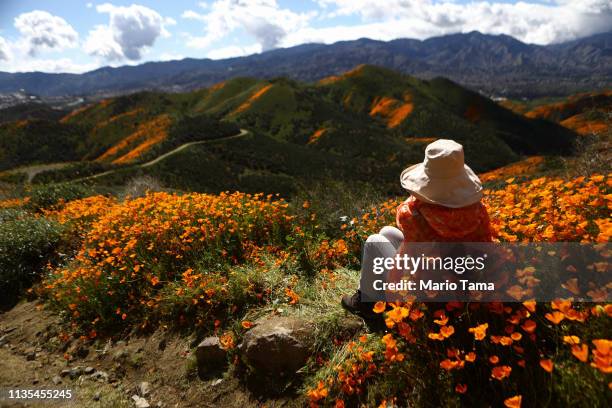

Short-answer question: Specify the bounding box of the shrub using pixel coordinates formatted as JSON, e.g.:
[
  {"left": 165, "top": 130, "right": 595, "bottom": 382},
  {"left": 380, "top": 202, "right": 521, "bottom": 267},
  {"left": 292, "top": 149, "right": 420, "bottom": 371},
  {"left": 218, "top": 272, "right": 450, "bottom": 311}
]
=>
[
  {"left": 0, "top": 214, "right": 63, "bottom": 308},
  {"left": 42, "top": 191, "right": 293, "bottom": 333},
  {"left": 120, "top": 175, "right": 165, "bottom": 199},
  {"left": 24, "top": 182, "right": 94, "bottom": 211}
]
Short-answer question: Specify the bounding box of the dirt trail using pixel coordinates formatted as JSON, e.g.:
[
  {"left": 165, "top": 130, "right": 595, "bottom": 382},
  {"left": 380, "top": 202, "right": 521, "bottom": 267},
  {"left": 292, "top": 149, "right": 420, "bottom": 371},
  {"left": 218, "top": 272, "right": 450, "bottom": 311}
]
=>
[
  {"left": 1, "top": 163, "right": 78, "bottom": 183},
  {"left": 75, "top": 129, "right": 249, "bottom": 182},
  {"left": 2, "top": 129, "right": 250, "bottom": 185},
  {"left": 0, "top": 301, "right": 290, "bottom": 408},
  {"left": 141, "top": 129, "right": 249, "bottom": 168}
]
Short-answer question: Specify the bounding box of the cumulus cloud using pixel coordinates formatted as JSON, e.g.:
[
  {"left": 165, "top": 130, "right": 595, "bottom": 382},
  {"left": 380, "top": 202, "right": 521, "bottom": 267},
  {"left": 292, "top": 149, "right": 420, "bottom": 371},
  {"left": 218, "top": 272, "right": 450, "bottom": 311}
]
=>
[
  {"left": 314, "top": 0, "right": 612, "bottom": 45},
  {"left": 0, "top": 56, "right": 98, "bottom": 74},
  {"left": 85, "top": 3, "right": 173, "bottom": 61},
  {"left": 13, "top": 10, "right": 78, "bottom": 56},
  {"left": 206, "top": 43, "right": 262, "bottom": 60},
  {"left": 0, "top": 37, "right": 11, "bottom": 61},
  {"left": 182, "top": 0, "right": 314, "bottom": 51}
]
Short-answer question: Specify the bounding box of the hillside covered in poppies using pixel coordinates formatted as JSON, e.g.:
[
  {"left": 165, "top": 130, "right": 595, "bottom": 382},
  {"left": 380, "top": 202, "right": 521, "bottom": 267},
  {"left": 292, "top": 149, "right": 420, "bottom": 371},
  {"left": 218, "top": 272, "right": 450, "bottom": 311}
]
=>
[{"left": 0, "top": 65, "right": 576, "bottom": 195}]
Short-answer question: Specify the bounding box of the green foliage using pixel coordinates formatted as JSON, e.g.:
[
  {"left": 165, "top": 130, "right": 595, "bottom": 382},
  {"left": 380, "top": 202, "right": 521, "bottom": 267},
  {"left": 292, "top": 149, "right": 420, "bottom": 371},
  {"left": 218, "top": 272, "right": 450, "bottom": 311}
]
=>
[
  {"left": 0, "top": 171, "right": 27, "bottom": 184},
  {"left": 0, "top": 119, "right": 87, "bottom": 171},
  {"left": 24, "top": 182, "right": 94, "bottom": 211},
  {"left": 31, "top": 162, "right": 114, "bottom": 184},
  {"left": 0, "top": 213, "right": 63, "bottom": 308},
  {"left": 167, "top": 114, "right": 240, "bottom": 144}
]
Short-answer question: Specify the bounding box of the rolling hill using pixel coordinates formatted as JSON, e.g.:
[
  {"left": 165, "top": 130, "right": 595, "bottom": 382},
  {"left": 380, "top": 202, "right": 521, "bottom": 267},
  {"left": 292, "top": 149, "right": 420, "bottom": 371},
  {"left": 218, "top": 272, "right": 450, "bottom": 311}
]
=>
[
  {"left": 0, "top": 31, "right": 610, "bottom": 99},
  {"left": 500, "top": 91, "right": 611, "bottom": 136},
  {"left": 0, "top": 65, "right": 577, "bottom": 195}
]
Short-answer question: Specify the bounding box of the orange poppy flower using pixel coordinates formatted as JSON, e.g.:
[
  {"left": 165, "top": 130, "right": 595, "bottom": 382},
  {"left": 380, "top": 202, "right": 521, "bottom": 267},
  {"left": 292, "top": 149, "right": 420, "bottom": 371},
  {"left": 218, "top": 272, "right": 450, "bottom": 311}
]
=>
[
  {"left": 491, "top": 365, "right": 512, "bottom": 380},
  {"left": 440, "top": 325, "right": 455, "bottom": 338},
  {"left": 504, "top": 395, "right": 522, "bottom": 408},
  {"left": 522, "top": 300, "right": 536, "bottom": 313},
  {"left": 468, "top": 323, "right": 488, "bottom": 340},
  {"left": 510, "top": 332, "right": 522, "bottom": 341},
  {"left": 373, "top": 301, "right": 386, "bottom": 314},
  {"left": 563, "top": 335, "right": 580, "bottom": 345},
  {"left": 545, "top": 311, "right": 565, "bottom": 324},
  {"left": 521, "top": 319, "right": 536, "bottom": 333},
  {"left": 539, "top": 359, "right": 553, "bottom": 373},
  {"left": 440, "top": 359, "right": 462, "bottom": 371},
  {"left": 465, "top": 352, "right": 476, "bottom": 362},
  {"left": 571, "top": 344, "right": 589, "bottom": 362},
  {"left": 455, "top": 384, "right": 467, "bottom": 394}
]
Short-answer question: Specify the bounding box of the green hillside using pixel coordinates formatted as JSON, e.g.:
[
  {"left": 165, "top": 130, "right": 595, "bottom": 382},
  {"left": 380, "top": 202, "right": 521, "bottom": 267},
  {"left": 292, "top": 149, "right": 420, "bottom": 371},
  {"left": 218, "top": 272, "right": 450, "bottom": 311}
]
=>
[{"left": 0, "top": 65, "right": 577, "bottom": 194}]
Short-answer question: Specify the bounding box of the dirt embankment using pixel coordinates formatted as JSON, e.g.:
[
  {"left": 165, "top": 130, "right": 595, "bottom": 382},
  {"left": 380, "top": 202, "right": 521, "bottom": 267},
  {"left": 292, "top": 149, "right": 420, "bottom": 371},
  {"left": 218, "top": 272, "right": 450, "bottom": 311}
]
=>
[{"left": 0, "top": 302, "right": 293, "bottom": 408}]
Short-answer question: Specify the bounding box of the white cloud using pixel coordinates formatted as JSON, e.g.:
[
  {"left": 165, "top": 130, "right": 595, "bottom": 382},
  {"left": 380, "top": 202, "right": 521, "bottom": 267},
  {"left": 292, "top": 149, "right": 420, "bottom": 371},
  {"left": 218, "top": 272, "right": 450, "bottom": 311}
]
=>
[
  {"left": 13, "top": 10, "right": 79, "bottom": 56},
  {"left": 84, "top": 24, "right": 124, "bottom": 61},
  {"left": 182, "top": 0, "right": 314, "bottom": 50},
  {"left": 313, "top": 0, "right": 612, "bottom": 45},
  {"left": 0, "top": 37, "right": 11, "bottom": 61},
  {"left": 158, "top": 52, "right": 185, "bottom": 61},
  {"left": 85, "top": 3, "right": 172, "bottom": 61},
  {"left": 207, "top": 43, "right": 261, "bottom": 59},
  {"left": 0, "top": 56, "right": 98, "bottom": 74}
]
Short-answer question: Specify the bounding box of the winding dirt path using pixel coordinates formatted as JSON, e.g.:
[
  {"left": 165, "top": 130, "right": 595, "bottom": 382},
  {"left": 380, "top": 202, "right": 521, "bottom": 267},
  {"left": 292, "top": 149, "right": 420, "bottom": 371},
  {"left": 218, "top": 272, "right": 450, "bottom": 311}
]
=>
[
  {"left": 1, "top": 162, "right": 79, "bottom": 183},
  {"left": 77, "top": 128, "right": 249, "bottom": 182},
  {"left": 141, "top": 128, "right": 249, "bottom": 168}
]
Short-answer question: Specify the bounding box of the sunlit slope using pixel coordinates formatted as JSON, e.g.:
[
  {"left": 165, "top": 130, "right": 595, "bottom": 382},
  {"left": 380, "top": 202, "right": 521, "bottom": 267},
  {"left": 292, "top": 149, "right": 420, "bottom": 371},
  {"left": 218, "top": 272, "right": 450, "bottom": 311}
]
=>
[
  {"left": 318, "top": 65, "right": 575, "bottom": 157},
  {"left": 525, "top": 91, "right": 611, "bottom": 136}
]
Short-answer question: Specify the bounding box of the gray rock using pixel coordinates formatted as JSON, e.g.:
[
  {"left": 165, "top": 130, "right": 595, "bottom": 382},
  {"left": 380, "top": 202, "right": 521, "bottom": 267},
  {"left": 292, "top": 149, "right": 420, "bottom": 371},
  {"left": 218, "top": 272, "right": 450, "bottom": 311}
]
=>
[
  {"left": 238, "top": 316, "right": 314, "bottom": 377},
  {"left": 51, "top": 375, "right": 62, "bottom": 385},
  {"left": 84, "top": 366, "right": 95, "bottom": 374},
  {"left": 195, "top": 337, "right": 226, "bottom": 373},
  {"left": 61, "top": 366, "right": 84, "bottom": 379},
  {"left": 91, "top": 370, "right": 109, "bottom": 382},
  {"left": 131, "top": 394, "right": 150, "bottom": 408},
  {"left": 137, "top": 381, "right": 151, "bottom": 397},
  {"left": 113, "top": 349, "right": 129, "bottom": 361}
]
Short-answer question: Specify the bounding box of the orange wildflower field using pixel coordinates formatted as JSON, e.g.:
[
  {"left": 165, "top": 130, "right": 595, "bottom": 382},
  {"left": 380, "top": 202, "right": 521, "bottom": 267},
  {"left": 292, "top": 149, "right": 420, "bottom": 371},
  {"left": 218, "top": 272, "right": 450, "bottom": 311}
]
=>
[{"left": 1, "top": 172, "right": 610, "bottom": 407}]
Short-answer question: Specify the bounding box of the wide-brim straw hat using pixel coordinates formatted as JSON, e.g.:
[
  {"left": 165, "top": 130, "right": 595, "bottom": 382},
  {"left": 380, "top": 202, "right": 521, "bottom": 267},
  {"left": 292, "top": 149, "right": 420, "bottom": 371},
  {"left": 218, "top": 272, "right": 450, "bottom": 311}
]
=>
[{"left": 400, "top": 139, "right": 483, "bottom": 208}]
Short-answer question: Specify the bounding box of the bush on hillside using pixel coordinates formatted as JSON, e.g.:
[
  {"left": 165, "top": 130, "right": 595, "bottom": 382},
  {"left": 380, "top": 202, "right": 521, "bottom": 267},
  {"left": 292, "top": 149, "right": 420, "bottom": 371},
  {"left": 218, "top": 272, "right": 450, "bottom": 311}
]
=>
[
  {"left": 0, "top": 213, "right": 63, "bottom": 308},
  {"left": 42, "top": 191, "right": 293, "bottom": 333},
  {"left": 24, "top": 182, "right": 94, "bottom": 211}
]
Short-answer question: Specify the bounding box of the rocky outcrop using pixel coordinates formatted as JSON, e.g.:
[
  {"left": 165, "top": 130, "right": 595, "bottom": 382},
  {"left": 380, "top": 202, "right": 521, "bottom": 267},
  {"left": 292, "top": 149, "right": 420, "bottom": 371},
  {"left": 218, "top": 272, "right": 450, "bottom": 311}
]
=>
[
  {"left": 239, "top": 316, "right": 315, "bottom": 378},
  {"left": 195, "top": 336, "right": 227, "bottom": 374}
]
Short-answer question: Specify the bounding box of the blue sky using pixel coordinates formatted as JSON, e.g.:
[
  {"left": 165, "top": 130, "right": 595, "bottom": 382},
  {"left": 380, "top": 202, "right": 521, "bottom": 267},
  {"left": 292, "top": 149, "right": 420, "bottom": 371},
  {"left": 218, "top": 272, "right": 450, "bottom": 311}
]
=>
[{"left": 0, "top": 0, "right": 609, "bottom": 73}]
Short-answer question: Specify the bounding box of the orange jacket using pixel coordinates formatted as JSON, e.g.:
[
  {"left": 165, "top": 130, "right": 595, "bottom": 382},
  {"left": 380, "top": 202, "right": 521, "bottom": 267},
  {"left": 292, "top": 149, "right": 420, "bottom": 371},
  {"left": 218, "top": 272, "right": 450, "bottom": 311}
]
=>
[{"left": 396, "top": 196, "right": 494, "bottom": 242}]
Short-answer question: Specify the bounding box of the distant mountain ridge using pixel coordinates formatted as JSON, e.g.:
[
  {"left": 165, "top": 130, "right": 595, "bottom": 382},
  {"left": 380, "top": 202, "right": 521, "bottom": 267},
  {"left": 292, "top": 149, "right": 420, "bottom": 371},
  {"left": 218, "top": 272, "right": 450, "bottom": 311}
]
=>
[{"left": 1, "top": 31, "right": 610, "bottom": 99}]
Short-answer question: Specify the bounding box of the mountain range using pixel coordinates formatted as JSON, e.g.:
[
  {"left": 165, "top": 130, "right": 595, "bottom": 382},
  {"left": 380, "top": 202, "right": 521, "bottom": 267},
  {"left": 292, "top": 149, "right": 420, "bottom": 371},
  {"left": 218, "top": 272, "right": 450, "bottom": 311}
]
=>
[
  {"left": 1, "top": 31, "right": 610, "bottom": 99},
  {"left": 0, "top": 65, "right": 576, "bottom": 195}
]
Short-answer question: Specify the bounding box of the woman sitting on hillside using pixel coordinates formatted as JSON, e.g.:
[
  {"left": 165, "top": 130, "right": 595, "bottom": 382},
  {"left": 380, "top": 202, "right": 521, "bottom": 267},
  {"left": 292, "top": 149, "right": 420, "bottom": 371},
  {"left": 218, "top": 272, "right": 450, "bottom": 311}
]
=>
[{"left": 342, "top": 139, "right": 494, "bottom": 315}]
